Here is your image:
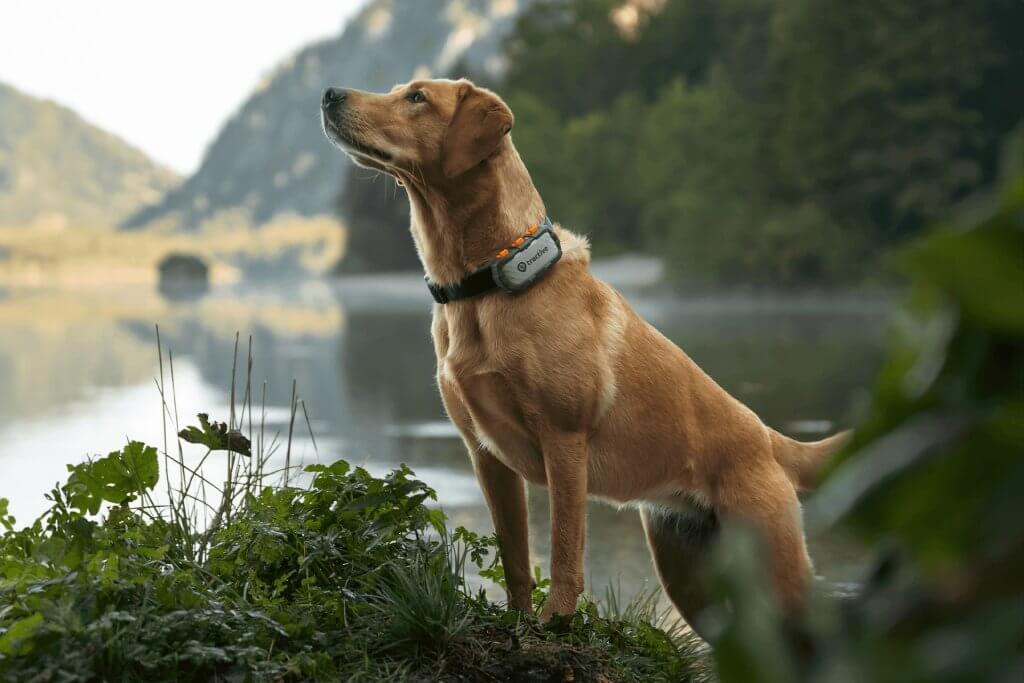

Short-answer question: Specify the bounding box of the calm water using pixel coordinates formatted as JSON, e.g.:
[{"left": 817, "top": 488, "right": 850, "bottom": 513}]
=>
[{"left": 0, "top": 270, "right": 889, "bottom": 602}]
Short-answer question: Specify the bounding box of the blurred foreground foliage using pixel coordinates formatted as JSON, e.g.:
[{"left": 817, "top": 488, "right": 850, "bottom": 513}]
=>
[
  {"left": 707, "top": 137, "right": 1024, "bottom": 680},
  {"left": 0, "top": 426, "right": 707, "bottom": 681},
  {"left": 503, "top": 0, "right": 1023, "bottom": 287}
]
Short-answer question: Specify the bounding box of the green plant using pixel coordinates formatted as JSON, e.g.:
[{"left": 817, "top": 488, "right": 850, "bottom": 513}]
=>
[
  {"left": 0, "top": 335, "right": 709, "bottom": 681},
  {"left": 0, "top": 442, "right": 710, "bottom": 681},
  {"left": 371, "top": 540, "right": 474, "bottom": 654}
]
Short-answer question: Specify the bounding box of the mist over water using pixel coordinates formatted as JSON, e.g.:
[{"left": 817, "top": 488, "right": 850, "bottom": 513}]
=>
[{"left": 0, "top": 274, "right": 888, "bottom": 601}]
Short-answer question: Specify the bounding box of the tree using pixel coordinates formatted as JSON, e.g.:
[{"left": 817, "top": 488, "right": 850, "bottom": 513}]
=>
[
  {"left": 762, "top": 0, "right": 1016, "bottom": 242},
  {"left": 502, "top": 0, "right": 1022, "bottom": 286}
]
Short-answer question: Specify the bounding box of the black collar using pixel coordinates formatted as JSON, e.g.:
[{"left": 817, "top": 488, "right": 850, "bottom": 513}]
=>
[
  {"left": 425, "top": 217, "right": 560, "bottom": 304},
  {"left": 425, "top": 266, "right": 499, "bottom": 304}
]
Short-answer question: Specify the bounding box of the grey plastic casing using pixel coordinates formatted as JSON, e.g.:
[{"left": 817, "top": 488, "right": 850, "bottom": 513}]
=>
[{"left": 490, "top": 227, "right": 562, "bottom": 294}]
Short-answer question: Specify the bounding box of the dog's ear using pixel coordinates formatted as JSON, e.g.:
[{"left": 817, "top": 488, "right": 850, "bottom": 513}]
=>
[{"left": 441, "top": 81, "right": 514, "bottom": 178}]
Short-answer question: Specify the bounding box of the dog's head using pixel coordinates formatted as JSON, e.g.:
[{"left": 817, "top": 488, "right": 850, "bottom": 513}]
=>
[{"left": 321, "top": 78, "right": 514, "bottom": 181}]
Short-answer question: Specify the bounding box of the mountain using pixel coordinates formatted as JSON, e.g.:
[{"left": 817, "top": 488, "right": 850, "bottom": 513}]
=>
[
  {"left": 122, "top": 0, "right": 527, "bottom": 232},
  {"left": 0, "top": 82, "right": 179, "bottom": 229}
]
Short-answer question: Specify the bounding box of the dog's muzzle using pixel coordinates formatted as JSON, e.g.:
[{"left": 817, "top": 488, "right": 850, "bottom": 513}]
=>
[
  {"left": 322, "top": 87, "right": 347, "bottom": 110},
  {"left": 320, "top": 87, "right": 347, "bottom": 137},
  {"left": 320, "top": 88, "right": 393, "bottom": 162}
]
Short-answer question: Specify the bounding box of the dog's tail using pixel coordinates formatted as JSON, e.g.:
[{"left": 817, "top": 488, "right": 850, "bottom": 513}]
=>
[{"left": 770, "top": 429, "right": 851, "bottom": 491}]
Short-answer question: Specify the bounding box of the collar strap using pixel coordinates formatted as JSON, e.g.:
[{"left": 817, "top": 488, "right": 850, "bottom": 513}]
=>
[{"left": 426, "top": 217, "right": 561, "bottom": 304}]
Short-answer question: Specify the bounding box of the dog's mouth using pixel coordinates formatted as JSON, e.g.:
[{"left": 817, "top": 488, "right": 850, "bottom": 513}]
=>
[{"left": 322, "top": 115, "right": 393, "bottom": 163}]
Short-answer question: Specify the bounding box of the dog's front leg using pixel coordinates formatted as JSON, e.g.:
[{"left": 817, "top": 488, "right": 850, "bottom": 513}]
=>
[
  {"left": 438, "top": 378, "right": 535, "bottom": 611},
  {"left": 540, "top": 432, "right": 588, "bottom": 621},
  {"left": 470, "top": 449, "right": 534, "bottom": 612}
]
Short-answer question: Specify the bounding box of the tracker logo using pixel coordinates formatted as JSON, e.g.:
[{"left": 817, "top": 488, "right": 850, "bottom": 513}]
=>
[{"left": 521, "top": 245, "right": 549, "bottom": 273}]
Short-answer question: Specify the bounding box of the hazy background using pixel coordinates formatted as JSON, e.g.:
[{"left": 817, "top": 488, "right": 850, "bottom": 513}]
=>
[
  {"left": 0, "top": 0, "right": 366, "bottom": 173},
  {"left": 0, "top": 0, "right": 1019, "bottom": 600}
]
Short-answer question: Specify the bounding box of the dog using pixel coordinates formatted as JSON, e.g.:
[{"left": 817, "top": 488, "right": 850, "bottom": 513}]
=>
[{"left": 321, "top": 78, "right": 848, "bottom": 634}]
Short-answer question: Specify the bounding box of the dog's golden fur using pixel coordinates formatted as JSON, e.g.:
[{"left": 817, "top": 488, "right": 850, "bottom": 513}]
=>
[{"left": 322, "top": 78, "right": 848, "bottom": 632}]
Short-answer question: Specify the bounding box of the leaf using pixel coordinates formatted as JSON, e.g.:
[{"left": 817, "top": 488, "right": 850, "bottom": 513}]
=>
[
  {"left": 427, "top": 509, "right": 447, "bottom": 536},
  {"left": 178, "top": 413, "right": 252, "bottom": 456},
  {"left": 345, "top": 493, "right": 393, "bottom": 512},
  {"left": 62, "top": 441, "right": 160, "bottom": 514},
  {"left": 807, "top": 413, "right": 973, "bottom": 534},
  {"left": 904, "top": 222, "right": 1024, "bottom": 334},
  {"left": 0, "top": 498, "right": 14, "bottom": 532},
  {"left": 0, "top": 612, "right": 44, "bottom": 655},
  {"left": 139, "top": 544, "right": 170, "bottom": 561},
  {"left": 121, "top": 441, "right": 160, "bottom": 491}
]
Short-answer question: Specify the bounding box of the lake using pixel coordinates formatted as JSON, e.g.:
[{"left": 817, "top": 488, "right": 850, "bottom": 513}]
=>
[{"left": 0, "top": 266, "right": 889, "bottom": 604}]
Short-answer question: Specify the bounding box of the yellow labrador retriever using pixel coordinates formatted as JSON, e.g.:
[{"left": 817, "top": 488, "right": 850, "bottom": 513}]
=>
[{"left": 320, "top": 78, "right": 847, "bottom": 631}]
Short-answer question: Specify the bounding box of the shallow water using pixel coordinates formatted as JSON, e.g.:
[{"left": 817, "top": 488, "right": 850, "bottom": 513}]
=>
[{"left": 0, "top": 273, "right": 889, "bottom": 602}]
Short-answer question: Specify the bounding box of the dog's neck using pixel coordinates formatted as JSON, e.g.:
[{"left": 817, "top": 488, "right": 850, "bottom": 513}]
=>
[{"left": 400, "top": 141, "right": 546, "bottom": 286}]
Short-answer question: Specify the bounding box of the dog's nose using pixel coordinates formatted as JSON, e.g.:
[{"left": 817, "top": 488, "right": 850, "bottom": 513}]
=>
[{"left": 322, "top": 87, "right": 347, "bottom": 108}]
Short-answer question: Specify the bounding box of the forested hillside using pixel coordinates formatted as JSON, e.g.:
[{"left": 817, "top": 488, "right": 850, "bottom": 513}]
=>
[
  {"left": 501, "top": 0, "right": 1023, "bottom": 287},
  {"left": 0, "top": 82, "right": 178, "bottom": 230}
]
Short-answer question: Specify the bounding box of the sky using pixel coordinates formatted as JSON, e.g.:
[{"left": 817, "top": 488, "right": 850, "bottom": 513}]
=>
[{"left": 0, "top": 0, "right": 368, "bottom": 174}]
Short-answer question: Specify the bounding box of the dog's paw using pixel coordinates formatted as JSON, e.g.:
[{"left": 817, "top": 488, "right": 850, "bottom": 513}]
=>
[
  {"left": 505, "top": 578, "right": 536, "bottom": 613},
  {"left": 539, "top": 592, "right": 578, "bottom": 623},
  {"left": 506, "top": 593, "right": 533, "bottom": 613}
]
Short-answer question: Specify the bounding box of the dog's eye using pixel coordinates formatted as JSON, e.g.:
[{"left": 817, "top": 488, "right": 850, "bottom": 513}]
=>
[{"left": 406, "top": 90, "right": 426, "bottom": 104}]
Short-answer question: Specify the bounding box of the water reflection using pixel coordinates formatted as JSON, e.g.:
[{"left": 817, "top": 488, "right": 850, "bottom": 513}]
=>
[{"left": 0, "top": 278, "right": 888, "bottom": 602}]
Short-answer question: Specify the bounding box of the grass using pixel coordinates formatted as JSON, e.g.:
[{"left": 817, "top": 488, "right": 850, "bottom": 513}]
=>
[
  {"left": 372, "top": 542, "right": 475, "bottom": 654},
  {"left": 0, "top": 333, "right": 711, "bottom": 681}
]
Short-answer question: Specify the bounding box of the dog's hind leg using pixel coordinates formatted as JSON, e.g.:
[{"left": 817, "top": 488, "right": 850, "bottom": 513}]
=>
[
  {"left": 640, "top": 501, "right": 719, "bottom": 639},
  {"left": 718, "top": 463, "right": 814, "bottom": 612}
]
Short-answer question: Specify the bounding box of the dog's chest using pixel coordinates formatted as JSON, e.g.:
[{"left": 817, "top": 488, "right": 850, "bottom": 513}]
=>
[
  {"left": 459, "top": 371, "right": 548, "bottom": 483},
  {"left": 434, "top": 312, "right": 548, "bottom": 483}
]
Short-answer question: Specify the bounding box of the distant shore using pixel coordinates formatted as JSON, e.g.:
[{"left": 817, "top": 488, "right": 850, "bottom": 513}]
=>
[{"left": 0, "top": 215, "right": 344, "bottom": 289}]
